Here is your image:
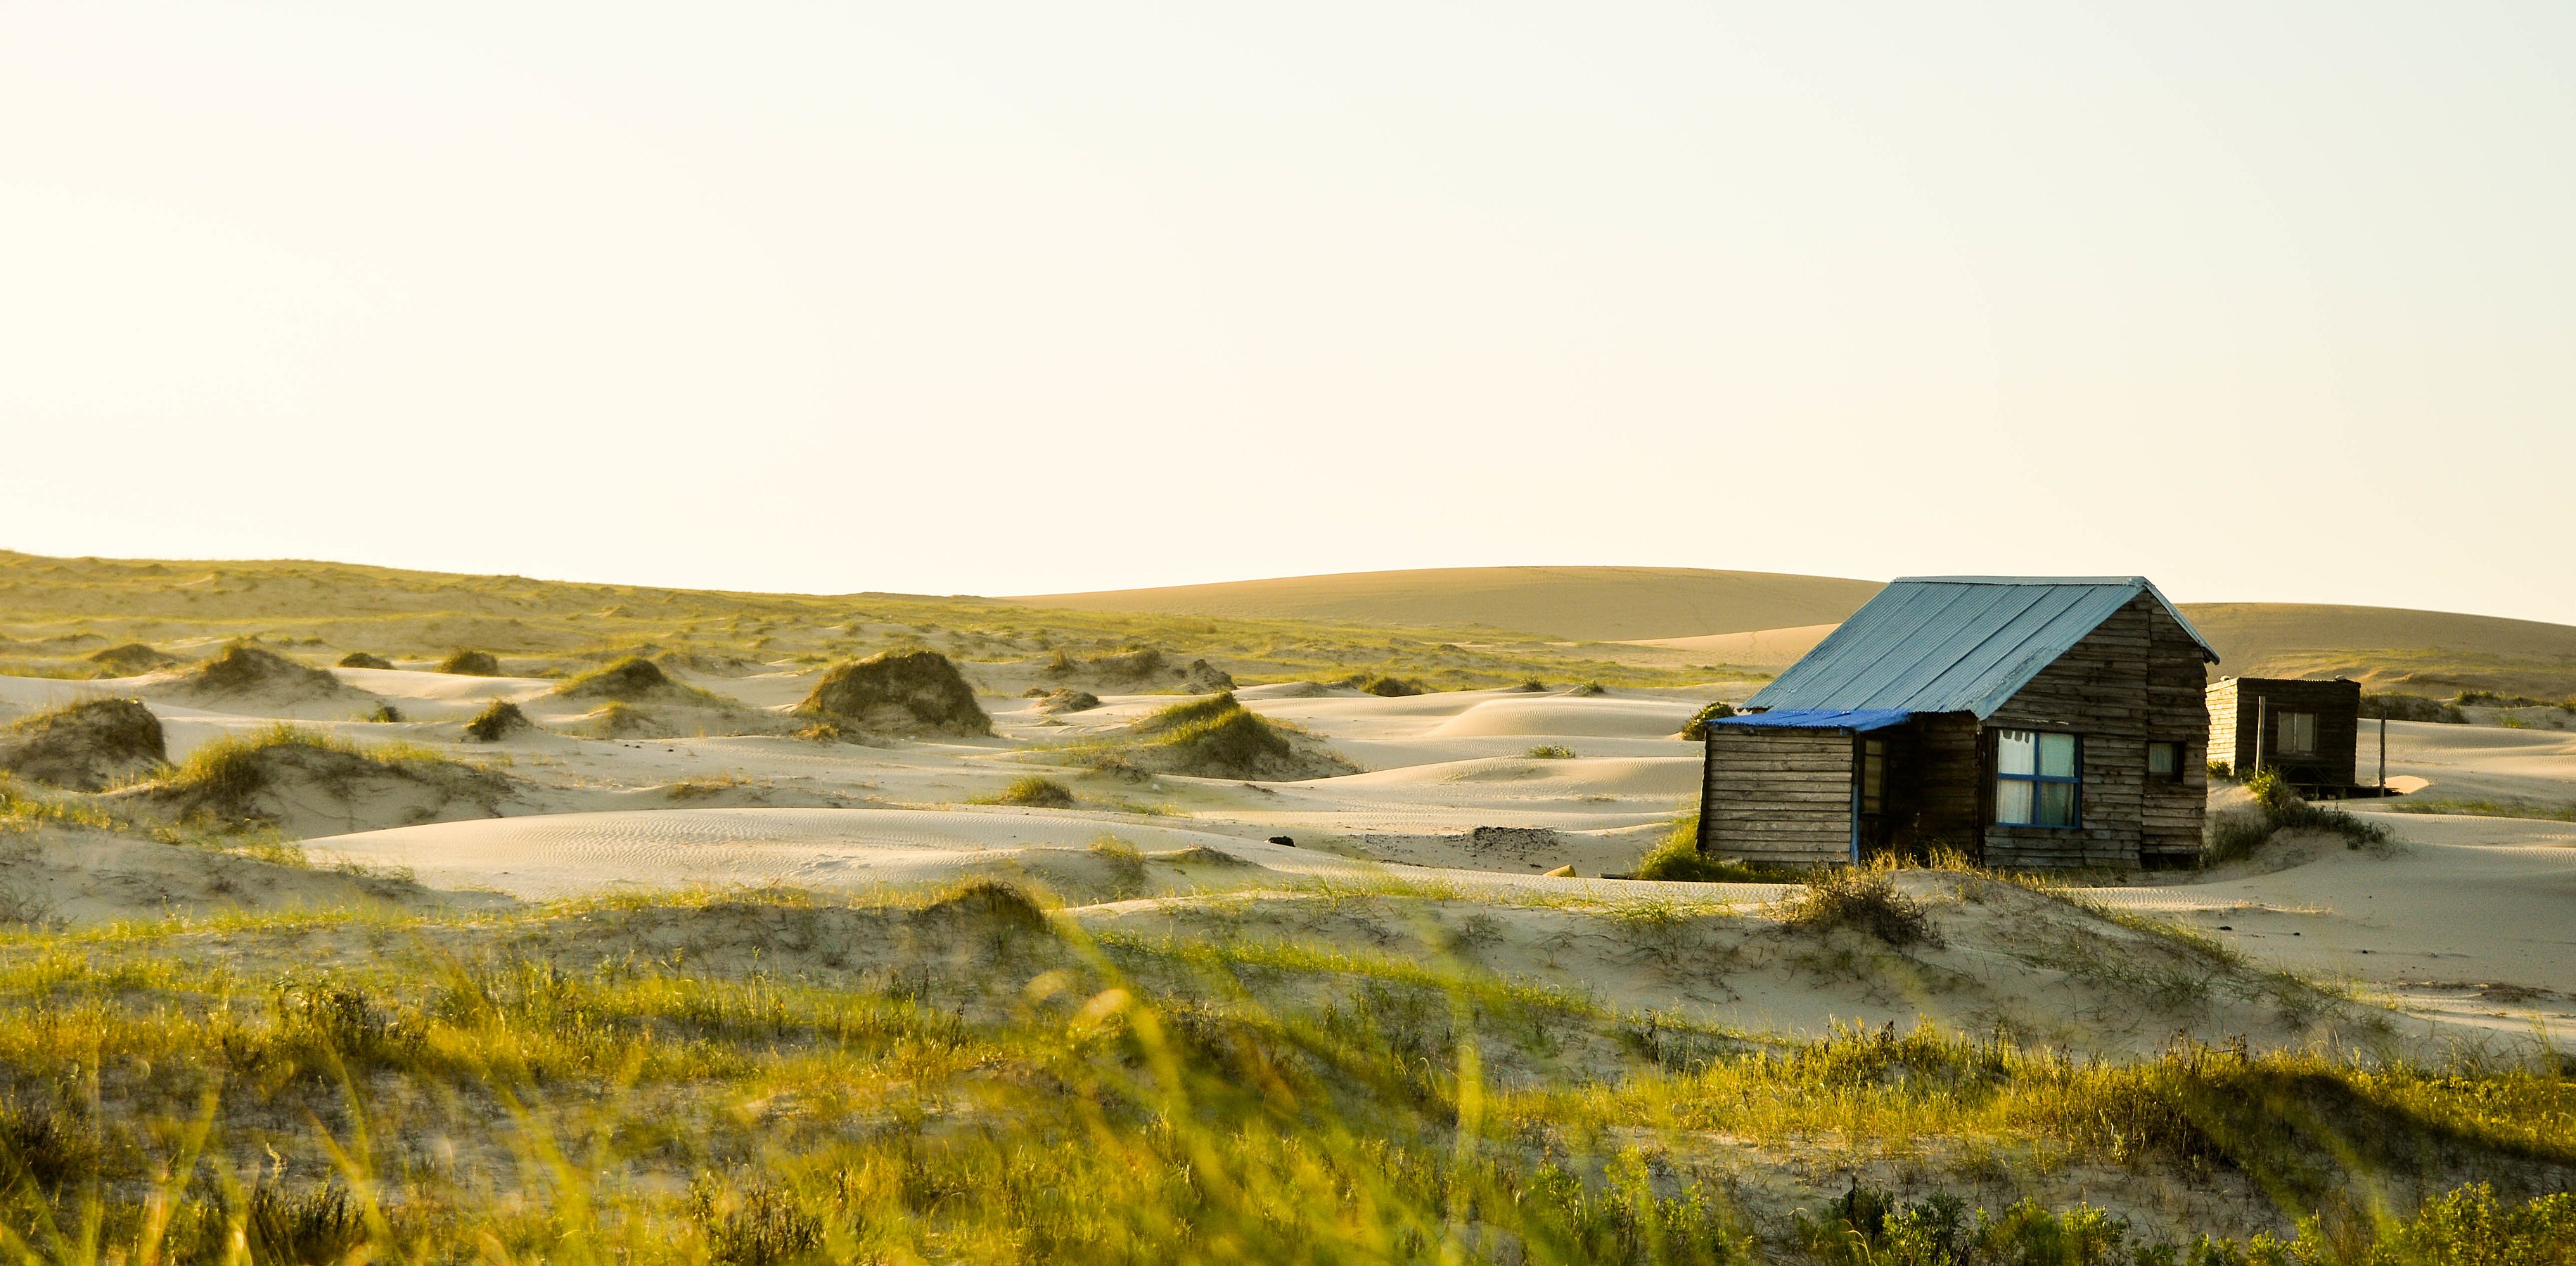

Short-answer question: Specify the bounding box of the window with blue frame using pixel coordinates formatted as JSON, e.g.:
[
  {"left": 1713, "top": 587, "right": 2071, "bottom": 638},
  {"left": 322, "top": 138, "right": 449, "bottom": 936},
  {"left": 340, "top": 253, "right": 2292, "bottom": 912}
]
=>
[{"left": 1994, "top": 729, "right": 2080, "bottom": 827}]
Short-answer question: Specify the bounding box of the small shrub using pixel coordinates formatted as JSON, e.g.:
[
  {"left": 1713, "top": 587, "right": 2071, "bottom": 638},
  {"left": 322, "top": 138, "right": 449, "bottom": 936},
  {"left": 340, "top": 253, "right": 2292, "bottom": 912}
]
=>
[
  {"left": 1346, "top": 675, "right": 1425, "bottom": 698},
  {"left": 463, "top": 700, "right": 532, "bottom": 742},
  {"left": 987, "top": 776, "right": 1077, "bottom": 808},
  {"left": 2206, "top": 759, "right": 2234, "bottom": 780},
  {"left": 1524, "top": 744, "right": 1577, "bottom": 760},
  {"left": 1679, "top": 701, "right": 1736, "bottom": 741},
  {"left": 1774, "top": 867, "right": 1939, "bottom": 947},
  {"left": 366, "top": 703, "right": 404, "bottom": 723},
  {"left": 1570, "top": 682, "right": 1608, "bottom": 696},
  {"left": 336, "top": 651, "right": 394, "bottom": 670},
  {"left": 435, "top": 649, "right": 503, "bottom": 676}
]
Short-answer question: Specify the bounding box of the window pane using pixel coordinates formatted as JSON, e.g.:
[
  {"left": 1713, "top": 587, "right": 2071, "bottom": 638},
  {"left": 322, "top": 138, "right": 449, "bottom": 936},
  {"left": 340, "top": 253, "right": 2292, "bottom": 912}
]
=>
[
  {"left": 2037, "top": 781, "right": 2078, "bottom": 826},
  {"left": 2038, "top": 732, "right": 2077, "bottom": 779},
  {"left": 1997, "top": 729, "right": 2035, "bottom": 776},
  {"left": 2280, "top": 712, "right": 2316, "bottom": 755},
  {"left": 1995, "top": 778, "right": 2033, "bottom": 824},
  {"left": 2147, "top": 741, "right": 2177, "bottom": 776}
]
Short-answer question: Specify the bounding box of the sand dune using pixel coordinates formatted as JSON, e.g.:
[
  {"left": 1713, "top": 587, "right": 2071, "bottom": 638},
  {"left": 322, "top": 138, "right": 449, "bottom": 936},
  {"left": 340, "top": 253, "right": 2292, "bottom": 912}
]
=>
[
  {"left": 1624, "top": 622, "right": 1839, "bottom": 669},
  {"left": 1008, "top": 565, "right": 1883, "bottom": 641},
  {"left": 1424, "top": 696, "right": 1698, "bottom": 738}
]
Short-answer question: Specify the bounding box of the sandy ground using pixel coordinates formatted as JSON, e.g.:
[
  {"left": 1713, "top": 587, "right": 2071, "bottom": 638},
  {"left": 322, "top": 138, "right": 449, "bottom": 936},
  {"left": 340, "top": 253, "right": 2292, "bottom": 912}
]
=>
[{"left": 10, "top": 668, "right": 2573, "bottom": 1051}]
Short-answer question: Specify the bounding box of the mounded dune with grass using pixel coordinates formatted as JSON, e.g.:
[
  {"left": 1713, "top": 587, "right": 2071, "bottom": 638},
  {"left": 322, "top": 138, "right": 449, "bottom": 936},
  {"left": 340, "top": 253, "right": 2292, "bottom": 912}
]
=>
[
  {"left": 797, "top": 648, "right": 992, "bottom": 736},
  {"left": 118, "top": 723, "right": 528, "bottom": 837},
  {"left": 0, "top": 696, "right": 167, "bottom": 791},
  {"left": 153, "top": 643, "right": 380, "bottom": 716}
]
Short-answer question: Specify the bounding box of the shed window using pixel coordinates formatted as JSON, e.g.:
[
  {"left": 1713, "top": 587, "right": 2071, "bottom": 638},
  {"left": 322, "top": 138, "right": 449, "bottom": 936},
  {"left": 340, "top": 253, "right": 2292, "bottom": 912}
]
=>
[
  {"left": 2148, "top": 741, "right": 2182, "bottom": 781},
  {"left": 1994, "top": 729, "right": 2080, "bottom": 827},
  {"left": 2276, "top": 712, "right": 2317, "bottom": 756}
]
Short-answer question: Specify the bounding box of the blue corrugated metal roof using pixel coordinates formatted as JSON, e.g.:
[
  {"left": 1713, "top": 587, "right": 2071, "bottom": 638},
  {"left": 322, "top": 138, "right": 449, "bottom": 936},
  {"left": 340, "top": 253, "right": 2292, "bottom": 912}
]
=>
[
  {"left": 1743, "top": 577, "right": 2217, "bottom": 720},
  {"left": 1709, "top": 708, "right": 1913, "bottom": 732}
]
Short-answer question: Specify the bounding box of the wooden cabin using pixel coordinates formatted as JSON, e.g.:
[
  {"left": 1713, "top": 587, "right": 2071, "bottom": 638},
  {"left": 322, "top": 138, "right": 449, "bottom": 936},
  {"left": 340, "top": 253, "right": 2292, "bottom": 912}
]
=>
[
  {"left": 2207, "top": 677, "right": 2360, "bottom": 793},
  {"left": 1697, "top": 577, "right": 2218, "bottom": 871}
]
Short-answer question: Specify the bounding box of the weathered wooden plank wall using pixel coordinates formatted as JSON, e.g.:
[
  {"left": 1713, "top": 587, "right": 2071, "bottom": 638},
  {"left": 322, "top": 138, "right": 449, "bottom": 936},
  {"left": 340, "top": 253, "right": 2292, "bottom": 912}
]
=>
[{"left": 1699, "top": 728, "right": 1853, "bottom": 867}]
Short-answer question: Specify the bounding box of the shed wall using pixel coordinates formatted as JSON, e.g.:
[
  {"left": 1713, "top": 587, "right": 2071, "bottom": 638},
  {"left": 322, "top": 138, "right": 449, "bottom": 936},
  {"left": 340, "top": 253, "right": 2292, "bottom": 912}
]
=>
[{"left": 1699, "top": 728, "right": 1854, "bottom": 867}]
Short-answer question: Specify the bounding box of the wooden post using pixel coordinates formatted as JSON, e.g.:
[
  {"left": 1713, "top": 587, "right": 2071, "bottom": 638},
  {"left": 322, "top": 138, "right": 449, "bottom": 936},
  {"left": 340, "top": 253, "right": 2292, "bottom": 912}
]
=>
[
  {"left": 2254, "top": 693, "right": 2268, "bottom": 776},
  {"left": 2378, "top": 715, "right": 2388, "bottom": 795}
]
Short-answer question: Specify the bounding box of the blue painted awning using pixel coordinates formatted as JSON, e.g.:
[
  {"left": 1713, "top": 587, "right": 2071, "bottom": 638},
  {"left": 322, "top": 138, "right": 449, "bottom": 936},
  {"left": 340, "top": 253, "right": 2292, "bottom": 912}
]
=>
[{"left": 1709, "top": 708, "right": 1913, "bottom": 732}]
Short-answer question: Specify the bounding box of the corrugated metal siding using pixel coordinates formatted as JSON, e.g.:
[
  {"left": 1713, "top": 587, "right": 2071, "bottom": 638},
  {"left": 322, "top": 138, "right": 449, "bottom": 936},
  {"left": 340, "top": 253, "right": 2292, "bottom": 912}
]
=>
[{"left": 1745, "top": 577, "right": 2217, "bottom": 720}]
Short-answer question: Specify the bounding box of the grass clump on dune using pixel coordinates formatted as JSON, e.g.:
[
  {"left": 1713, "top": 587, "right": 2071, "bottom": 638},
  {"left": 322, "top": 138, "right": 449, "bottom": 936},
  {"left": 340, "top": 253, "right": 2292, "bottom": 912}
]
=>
[
  {"left": 336, "top": 651, "right": 394, "bottom": 670},
  {"left": 978, "top": 775, "right": 1078, "bottom": 808},
  {"left": 462, "top": 699, "right": 533, "bottom": 743},
  {"left": 180, "top": 644, "right": 353, "bottom": 701},
  {"left": 797, "top": 649, "right": 991, "bottom": 737},
  {"left": 435, "top": 648, "right": 502, "bottom": 676},
  {"left": 553, "top": 656, "right": 725, "bottom": 705},
  {"left": 1095, "top": 691, "right": 1357, "bottom": 782},
  {"left": 1525, "top": 744, "right": 1577, "bottom": 759},
  {"left": 0, "top": 697, "right": 167, "bottom": 791}
]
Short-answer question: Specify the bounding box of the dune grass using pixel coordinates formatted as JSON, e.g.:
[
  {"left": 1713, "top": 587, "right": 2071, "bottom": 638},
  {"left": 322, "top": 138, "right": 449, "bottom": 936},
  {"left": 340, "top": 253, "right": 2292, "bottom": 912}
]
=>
[
  {"left": 978, "top": 775, "right": 1079, "bottom": 808},
  {"left": 0, "top": 884, "right": 2568, "bottom": 1262},
  {"left": 463, "top": 698, "right": 534, "bottom": 742}
]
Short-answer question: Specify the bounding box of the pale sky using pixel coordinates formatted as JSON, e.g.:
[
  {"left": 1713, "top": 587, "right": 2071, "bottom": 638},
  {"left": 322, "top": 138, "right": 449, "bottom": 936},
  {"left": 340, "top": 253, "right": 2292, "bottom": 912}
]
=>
[{"left": 4, "top": 4, "right": 2570, "bottom": 623}]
